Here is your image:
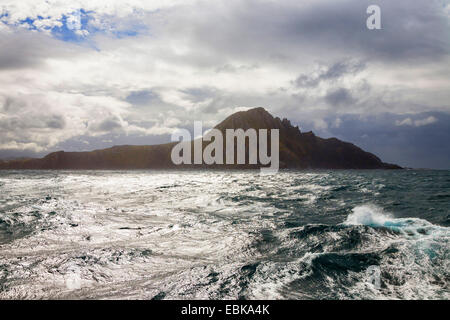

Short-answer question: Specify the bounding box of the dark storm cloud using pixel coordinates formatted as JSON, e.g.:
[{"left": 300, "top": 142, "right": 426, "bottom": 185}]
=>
[
  {"left": 46, "top": 115, "right": 66, "bottom": 129},
  {"left": 0, "top": 35, "right": 41, "bottom": 69},
  {"left": 215, "top": 63, "right": 259, "bottom": 73},
  {"left": 0, "top": 30, "right": 80, "bottom": 70},
  {"left": 289, "top": 0, "right": 449, "bottom": 61},
  {"left": 323, "top": 60, "right": 366, "bottom": 80},
  {"left": 125, "top": 90, "right": 158, "bottom": 106},
  {"left": 94, "top": 118, "right": 122, "bottom": 131},
  {"left": 0, "top": 95, "right": 65, "bottom": 130},
  {"left": 170, "top": 0, "right": 449, "bottom": 65},
  {"left": 87, "top": 116, "right": 123, "bottom": 133},
  {"left": 325, "top": 88, "right": 355, "bottom": 107},
  {"left": 1, "top": 96, "right": 18, "bottom": 112},
  {"left": 293, "top": 60, "right": 366, "bottom": 88},
  {"left": 297, "top": 112, "right": 450, "bottom": 169},
  {"left": 0, "top": 114, "right": 66, "bottom": 131}
]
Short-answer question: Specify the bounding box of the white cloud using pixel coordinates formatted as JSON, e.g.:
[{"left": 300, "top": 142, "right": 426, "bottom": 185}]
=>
[
  {"left": 395, "top": 118, "right": 413, "bottom": 126},
  {"left": 333, "top": 118, "right": 342, "bottom": 128},
  {"left": 413, "top": 116, "right": 438, "bottom": 127},
  {"left": 313, "top": 119, "right": 328, "bottom": 130},
  {"left": 396, "top": 116, "right": 438, "bottom": 127}
]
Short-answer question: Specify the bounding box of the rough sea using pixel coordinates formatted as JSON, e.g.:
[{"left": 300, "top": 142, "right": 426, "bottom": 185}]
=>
[{"left": 0, "top": 170, "right": 448, "bottom": 300}]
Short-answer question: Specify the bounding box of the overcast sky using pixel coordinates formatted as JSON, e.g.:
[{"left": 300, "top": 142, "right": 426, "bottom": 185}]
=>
[{"left": 0, "top": 0, "right": 449, "bottom": 168}]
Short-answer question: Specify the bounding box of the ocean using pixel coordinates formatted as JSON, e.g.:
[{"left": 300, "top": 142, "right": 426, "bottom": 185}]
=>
[{"left": 0, "top": 170, "right": 448, "bottom": 299}]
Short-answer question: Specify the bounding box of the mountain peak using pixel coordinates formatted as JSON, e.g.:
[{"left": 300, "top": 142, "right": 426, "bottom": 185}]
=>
[{"left": 214, "top": 107, "right": 300, "bottom": 133}]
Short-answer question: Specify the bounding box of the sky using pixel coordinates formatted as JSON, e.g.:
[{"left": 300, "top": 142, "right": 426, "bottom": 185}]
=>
[{"left": 0, "top": 0, "right": 449, "bottom": 169}]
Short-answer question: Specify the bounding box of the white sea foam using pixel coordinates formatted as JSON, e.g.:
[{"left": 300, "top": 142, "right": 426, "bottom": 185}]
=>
[
  {"left": 344, "top": 204, "right": 393, "bottom": 227},
  {"left": 344, "top": 204, "right": 449, "bottom": 238}
]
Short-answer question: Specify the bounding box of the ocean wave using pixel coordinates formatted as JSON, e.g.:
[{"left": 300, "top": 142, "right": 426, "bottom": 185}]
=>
[
  {"left": 0, "top": 171, "right": 448, "bottom": 299},
  {"left": 344, "top": 204, "right": 449, "bottom": 239},
  {"left": 237, "top": 204, "right": 449, "bottom": 299}
]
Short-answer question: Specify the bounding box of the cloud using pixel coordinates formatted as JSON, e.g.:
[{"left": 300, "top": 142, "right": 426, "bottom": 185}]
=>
[
  {"left": 333, "top": 118, "right": 342, "bottom": 128},
  {"left": 125, "top": 90, "right": 158, "bottom": 106},
  {"left": 325, "top": 88, "right": 355, "bottom": 106},
  {"left": 93, "top": 116, "right": 123, "bottom": 132},
  {"left": 0, "top": 29, "right": 82, "bottom": 70},
  {"left": 215, "top": 64, "right": 259, "bottom": 74},
  {"left": 46, "top": 115, "right": 66, "bottom": 129},
  {"left": 294, "top": 60, "right": 366, "bottom": 88},
  {"left": 321, "top": 112, "right": 450, "bottom": 169},
  {"left": 159, "top": 0, "right": 449, "bottom": 66},
  {"left": 396, "top": 116, "right": 438, "bottom": 127}
]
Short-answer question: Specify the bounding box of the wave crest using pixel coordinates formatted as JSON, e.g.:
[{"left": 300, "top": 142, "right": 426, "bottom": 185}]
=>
[{"left": 344, "top": 204, "right": 392, "bottom": 227}]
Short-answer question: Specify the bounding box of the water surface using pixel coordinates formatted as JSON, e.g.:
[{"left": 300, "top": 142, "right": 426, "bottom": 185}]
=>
[{"left": 0, "top": 170, "right": 448, "bottom": 299}]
